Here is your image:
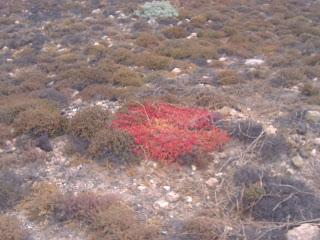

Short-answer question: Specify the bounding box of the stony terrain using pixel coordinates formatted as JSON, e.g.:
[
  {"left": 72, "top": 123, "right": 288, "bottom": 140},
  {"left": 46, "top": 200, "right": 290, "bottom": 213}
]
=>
[{"left": 0, "top": 1, "right": 320, "bottom": 240}]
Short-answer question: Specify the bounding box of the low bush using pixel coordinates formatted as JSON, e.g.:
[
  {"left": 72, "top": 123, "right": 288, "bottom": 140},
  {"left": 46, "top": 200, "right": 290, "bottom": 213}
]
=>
[
  {"left": 137, "top": 53, "right": 172, "bottom": 70},
  {"left": 162, "top": 26, "right": 187, "bottom": 39},
  {"left": 0, "top": 215, "right": 29, "bottom": 240},
  {"left": 110, "top": 48, "right": 136, "bottom": 65},
  {"left": 88, "top": 128, "right": 138, "bottom": 165},
  {"left": 0, "top": 96, "right": 52, "bottom": 124},
  {"left": 68, "top": 107, "right": 111, "bottom": 140},
  {"left": 270, "top": 68, "right": 305, "bottom": 88},
  {"left": 21, "top": 182, "right": 62, "bottom": 221},
  {"left": 13, "top": 104, "right": 66, "bottom": 137},
  {"left": 112, "top": 67, "right": 144, "bottom": 87},
  {"left": 136, "top": 1, "right": 178, "bottom": 19},
  {"left": 218, "top": 70, "right": 241, "bottom": 85},
  {"left": 113, "top": 102, "right": 230, "bottom": 164},
  {"left": 136, "top": 32, "right": 159, "bottom": 48}
]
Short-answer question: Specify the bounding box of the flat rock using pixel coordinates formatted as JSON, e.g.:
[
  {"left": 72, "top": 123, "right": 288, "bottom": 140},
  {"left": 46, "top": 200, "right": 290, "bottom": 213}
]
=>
[
  {"left": 292, "top": 155, "right": 304, "bottom": 169},
  {"left": 154, "top": 199, "right": 169, "bottom": 209},
  {"left": 287, "top": 224, "right": 320, "bottom": 240},
  {"left": 245, "top": 58, "right": 264, "bottom": 66}
]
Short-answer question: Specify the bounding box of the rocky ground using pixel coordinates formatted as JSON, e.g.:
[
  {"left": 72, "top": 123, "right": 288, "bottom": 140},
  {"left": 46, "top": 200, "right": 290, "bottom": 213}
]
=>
[{"left": 0, "top": 0, "right": 320, "bottom": 240}]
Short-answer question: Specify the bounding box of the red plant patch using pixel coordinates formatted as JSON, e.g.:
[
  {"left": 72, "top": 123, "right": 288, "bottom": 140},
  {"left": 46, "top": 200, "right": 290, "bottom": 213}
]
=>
[{"left": 112, "top": 102, "right": 230, "bottom": 164}]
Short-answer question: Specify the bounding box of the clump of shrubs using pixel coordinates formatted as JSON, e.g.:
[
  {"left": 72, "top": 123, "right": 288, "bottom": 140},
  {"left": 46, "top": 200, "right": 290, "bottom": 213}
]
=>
[
  {"left": 137, "top": 53, "right": 172, "bottom": 70},
  {"left": 162, "top": 26, "right": 188, "bottom": 39},
  {"left": 13, "top": 104, "right": 66, "bottom": 137},
  {"left": 88, "top": 128, "right": 138, "bottom": 165},
  {"left": 136, "top": 1, "right": 178, "bottom": 19},
  {"left": 68, "top": 107, "right": 111, "bottom": 140},
  {"left": 136, "top": 32, "right": 159, "bottom": 48},
  {"left": 218, "top": 70, "right": 241, "bottom": 85},
  {"left": 0, "top": 215, "right": 30, "bottom": 240},
  {"left": 112, "top": 67, "right": 144, "bottom": 87}
]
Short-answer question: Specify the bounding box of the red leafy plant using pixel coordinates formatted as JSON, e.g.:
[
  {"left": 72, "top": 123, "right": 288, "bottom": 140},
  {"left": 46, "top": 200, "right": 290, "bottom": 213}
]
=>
[{"left": 112, "top": 102, "right": 230, "bottom": 164}]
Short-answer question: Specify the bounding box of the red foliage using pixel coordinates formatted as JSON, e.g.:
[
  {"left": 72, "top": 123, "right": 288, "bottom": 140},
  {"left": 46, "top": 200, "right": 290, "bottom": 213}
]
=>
[{"left": 112, "top": 102, "right": 230, "bottom": 164}]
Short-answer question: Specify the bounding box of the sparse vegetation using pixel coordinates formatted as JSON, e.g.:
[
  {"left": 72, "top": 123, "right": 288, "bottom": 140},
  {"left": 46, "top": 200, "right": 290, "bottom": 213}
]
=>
[
  {"left": 136, "top": 1, "right": 178, "bottom": 19},
  {"left": 0, "top": 215, "right": 29, "bottom": 240},
  {"left": 112, "top": 67, "right": 144, "bottom": 87}
]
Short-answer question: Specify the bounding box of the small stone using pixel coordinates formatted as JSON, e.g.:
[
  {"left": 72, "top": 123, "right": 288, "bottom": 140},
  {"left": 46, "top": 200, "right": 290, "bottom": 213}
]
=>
[
  {"left": 187, "top": 33, "right": 197, "bottom": 39},
  {"left": 287, "top": 224, "right": 320, "bottom": 240},
  {"left": 219, "top": 57, "right": 227, "bottom": 62},
  {"left": 245, "top": 58, "right": 264, "bottom": 66},
  {"left": 265, "top": 125, "right": 277, "bottom": 135},
  {"left": 305, "top": 110, "right": 320, "bottom": 123},
  {"left": 92, "top": 9, "right": 102, "bottom": 14},
  {"left": 292, "top": 155, "right": 304, "bottom": 169},
  {"left": 163, "top": 186, "right": 171, "bottom": 191},
  {"left": 191, "top": 165, "right": 197, "bottom": 171},
  {"left": 206, "top": 178, "right": 219, "bottom": 187},
  {"left": 171, "top": 68, "right": 182, "bottom": 74},
  {"left": 138, "top": 185, "right": 147, "bottom": 191},
  {"left": 154, "top": 199, "right": 169, "bottom": 209},
  {"left": 206, "top": 59, "right": 213, "bottom": 64},
  {"left": 313, "top": 138, "right": 320, "bottom": 145},
  {"left": 219, "top": 106, "right": 238, "bottom": 116},
  {"left": 185, "top": 196, "right": 192, "bottom": 203},
  {"left": 166, "top": 191, "right": 180, "bottom": 202},
  {"left": 311, "top": 149, "right": 317, "bottom": 157}
]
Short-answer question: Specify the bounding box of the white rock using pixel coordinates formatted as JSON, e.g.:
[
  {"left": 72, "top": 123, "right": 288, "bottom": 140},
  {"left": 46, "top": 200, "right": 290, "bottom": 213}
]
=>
[
  {"left": 313, "top": 138, "right": 320, "bottom": 145},
  {"left": 154, "top": 199, "right": 169, "bottom": 209},
  {"left": 206, "top": 178, "right": 219, "bottom": 187},
  {"left": 245, "top": 58, "right": 264, "bottom": 66},
  {"left": 287, "top": 224, "right": 320, "bottom": 240},
  {"left": 92, "top": 9, "right": 102, "bottom": 14},
  {"left": 206, "top": 59, "right": 213, "bottom": 64},
  {"left": 191, "top": 165, "right": 197, "bottom": 171},
  {"left": 171, "top": 68, "right": 182, "bottom": 74},
  {"left": 311, "top": 149, "right": 317, "bottom": 157},
  {"left": 219, "top": 57, "right": 227, "bottom": 62},
  {"left": 185, "top": 196, "right": 193, "bottom": 203},
  {"left": 166, "top": 191, "right": 180, "bottom": 202},
  {"left": 138, "top": 185, "right": 147, "bottom": 191},
  {"left": 187, "top": 33, "right": 197, "bottom": 39},
  {"left": 163, "top": 186, "right": 171, "bottom": 191},
  {"left": 265, "top": 125, "right": 277, "bottom": 135}
]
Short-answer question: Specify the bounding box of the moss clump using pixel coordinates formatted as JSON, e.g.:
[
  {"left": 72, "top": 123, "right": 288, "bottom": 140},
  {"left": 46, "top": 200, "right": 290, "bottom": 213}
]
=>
[
  {"left": 218, "top": 70, "right": 241, "bottom": 85},
  {"left": 162, "top": 26, "right": 187, "bottom": 39},
  {"left": 68, "top": 107, "right": 111, "bottom": 140},
  {"left": 0, "top": 215, "right": 29, "bottom": 240},
  {"left": 13, "top": 104, "right": 66, "bottom": 137},
  {"left": 136, "top": 32, "right": 159, "bottom": 48},
  {"left": 137, "top": 53, "right": 172, "bottom": 70},
  {"left": 112, "top": 67, "right": 144, "bottom": 87},
  {"left": 88, "top": 128, "right": 138, "bottom": 165}
]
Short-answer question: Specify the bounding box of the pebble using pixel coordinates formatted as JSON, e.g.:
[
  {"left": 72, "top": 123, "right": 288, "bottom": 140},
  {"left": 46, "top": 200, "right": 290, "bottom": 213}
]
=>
[
  {"left": 245, "top": 58, "right": 264, "bottom": 66},
  {"left": 185, "top": 196, "right": 193, "bottom": 203},
  {"left": 137, "top": 185, "right": 147, "bottom": 191},
  {"left": 187, "top": 33, "right": 197, "bottom": 39},
  {"left": 154, "top": 199, "right": 169, "bottom": 209},
  {"left": 163, "top": 186, "right": 171, "bottom": 191},
  {"left": 205, "top": 177, "right": 219, "bottom": 187},
  {"left": 292, "top": 155, "right": 304, "bottom": 169},
  {"left": 171, "top": 68, "right": 182, "bottom": 74},
  {"left": 166, "top": 191, "right": 180, "bottom": 202},
  {"left": 265, "top": 125, "right": 277, "bottom": 135}
]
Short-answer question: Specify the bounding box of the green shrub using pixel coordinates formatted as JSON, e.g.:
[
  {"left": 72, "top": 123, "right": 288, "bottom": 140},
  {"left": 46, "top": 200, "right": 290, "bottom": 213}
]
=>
[
  {"left": 0, "top": 215, "right": 29, "bottom": 240},
  {"left": 88, "top": 128, "right": 138, "bottom": 165},
  {"left": 112, "top": 67, "right": 144, "bottom": 87},
  {"left": 13, "top": 104, "right": 66, "bottom": 137},
  {"left": 136, "top": 1, "right": 178, "bottom": 19},
  {"left": 68, "top": 107, "right": 111, "bottom": 140}
]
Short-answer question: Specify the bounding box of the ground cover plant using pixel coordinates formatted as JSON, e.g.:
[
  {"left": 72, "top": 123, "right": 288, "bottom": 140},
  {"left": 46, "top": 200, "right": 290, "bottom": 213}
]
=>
[{"left": 113, "top": 102, "right": 230, "bottom": 164}]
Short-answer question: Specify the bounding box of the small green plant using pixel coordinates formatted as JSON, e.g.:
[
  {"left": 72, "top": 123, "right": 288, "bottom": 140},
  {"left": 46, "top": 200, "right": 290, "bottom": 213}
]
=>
[{"left": 136, "top": 1, "right": 178, "bottom": 19}]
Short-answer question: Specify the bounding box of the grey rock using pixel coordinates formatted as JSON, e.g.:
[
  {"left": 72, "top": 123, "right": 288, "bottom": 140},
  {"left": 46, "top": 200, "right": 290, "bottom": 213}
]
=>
[
  {"left": 287, "top": 224, "right": 320, "bottom": 240},
  {"left": 291, "top": 155, "right": 304, "bottom": 169},
  {"left": 305, "top": 110, "right": 320, "bottom": 123}
]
